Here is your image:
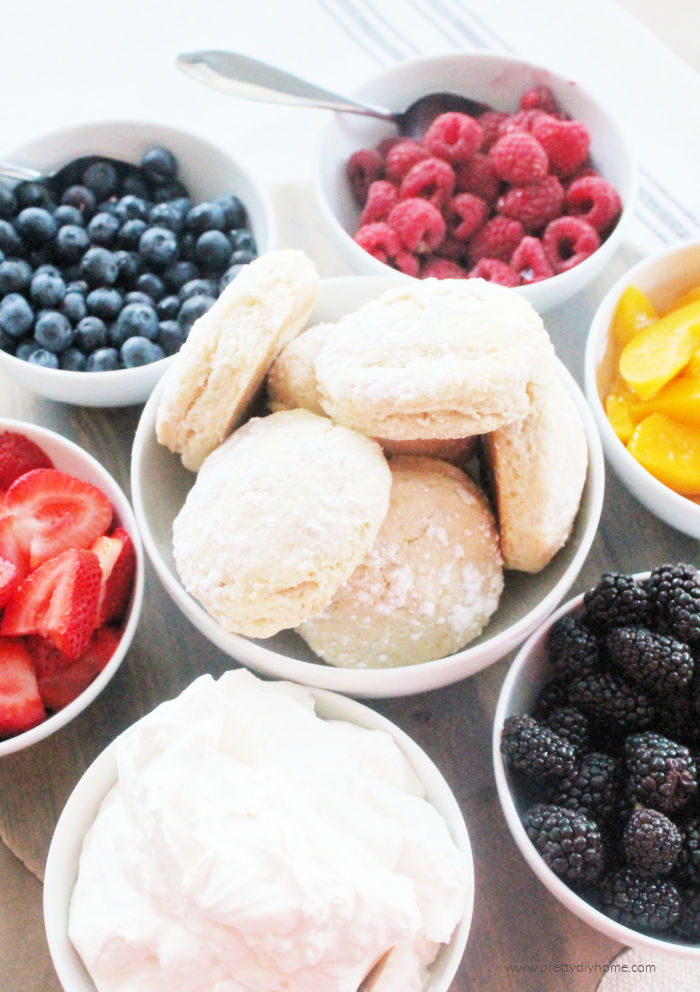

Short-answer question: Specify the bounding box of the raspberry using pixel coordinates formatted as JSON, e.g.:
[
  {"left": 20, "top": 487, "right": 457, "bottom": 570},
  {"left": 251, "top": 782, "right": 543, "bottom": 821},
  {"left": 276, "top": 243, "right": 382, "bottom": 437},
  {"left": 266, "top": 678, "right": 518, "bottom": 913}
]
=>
[
  {"left": 384, "top": 140, "right": 430, "bottom": 183},
  {"left": 454, "top": 153, "right": 502, "bottom": 203},
  {"left": 399, "top": 156, "right": 456, "bottom": 208},
  {"left": 467, "top": 215, "right": 525, "bottom": 264},
  {"left": 565, "top": 175, "right": 622, "bottom": 233},
  {"left": 477, "top": 110, "right": 509, "bottom": 151},
  {"left": 496, "top": 175, "right": 564, "bottom": 233},
  {"left": 424, "top": 111, "right": 484, "bottom": 164},
  {"left": 500, "top": 108, "right": 548, "bottom": 135},
  {"left": 519, "top": 85, "right": 560, "bottom": 114},
  {"left": 387, "top": 198, "right": 446, "bottom": 254},
  {"left": 346, "top": 148, "right": 384, "bottom": 205},
  {"left": 489, "top": 130, "right": 549, "bottom": 186},
  {"left": 353, "top": 221, "right": 419, "bottom": 276},
  {"left": 532, "top": 115, "right": 590, "bottom": 177},
  {"left": 510, "top": 236, "right": 554, "bottom": 283},
  {"left": 445, "top": 192, "right": 488, "bottom": 241},
  {"left": 421, "top": 257, "right": 468, "bottom": 279},
  {"left": 542, "top": 216, "right": 600, "bottom": 273},
  {"left": 359, "top": 180, "right": 400, "bottom": 225},
  {"left": 469, "top": 257, "right": 519, "bottom": 286}
]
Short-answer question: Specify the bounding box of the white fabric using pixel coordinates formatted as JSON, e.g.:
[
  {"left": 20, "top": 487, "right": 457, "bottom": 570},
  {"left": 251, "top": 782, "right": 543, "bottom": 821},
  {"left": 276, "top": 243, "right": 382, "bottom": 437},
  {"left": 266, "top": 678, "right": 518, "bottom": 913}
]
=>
[{"left": 597, "top": 948, "right": 700, "bottom": 991}]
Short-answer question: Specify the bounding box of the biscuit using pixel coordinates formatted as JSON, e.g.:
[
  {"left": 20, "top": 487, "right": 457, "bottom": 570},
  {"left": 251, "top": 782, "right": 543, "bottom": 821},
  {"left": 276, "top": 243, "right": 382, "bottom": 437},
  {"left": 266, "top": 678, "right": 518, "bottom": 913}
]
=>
[
  {"left": 314, "top": 278, "right": 554, "bottom": 441},
  {"left": 485, "top": 368, "right": 588, "bottom": 573},
  {"left": 156, "top": 249, "right": 319, "bottom": 471},
  {"left": 172, "top": 409, "right": 392, "bottom": 639},
  {"left": 296, "top": 455, "right": 504, "bottom": 668}
]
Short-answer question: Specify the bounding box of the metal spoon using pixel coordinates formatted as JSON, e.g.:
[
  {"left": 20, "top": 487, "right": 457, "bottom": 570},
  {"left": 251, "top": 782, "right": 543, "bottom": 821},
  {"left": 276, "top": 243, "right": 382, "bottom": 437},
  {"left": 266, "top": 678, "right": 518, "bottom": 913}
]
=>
[
  {"left": 0, "top": 155, "right": 145, "bottom": 196},
  {"left": 177, "top": 50, "right": 490, "bottom": 140}
]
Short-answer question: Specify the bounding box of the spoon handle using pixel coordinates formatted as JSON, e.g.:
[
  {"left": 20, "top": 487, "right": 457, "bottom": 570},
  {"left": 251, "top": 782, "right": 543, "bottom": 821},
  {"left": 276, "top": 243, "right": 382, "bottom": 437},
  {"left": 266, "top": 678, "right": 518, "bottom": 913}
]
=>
[{"left": 177, "top": 50, "right": 395, "bottom": 121}]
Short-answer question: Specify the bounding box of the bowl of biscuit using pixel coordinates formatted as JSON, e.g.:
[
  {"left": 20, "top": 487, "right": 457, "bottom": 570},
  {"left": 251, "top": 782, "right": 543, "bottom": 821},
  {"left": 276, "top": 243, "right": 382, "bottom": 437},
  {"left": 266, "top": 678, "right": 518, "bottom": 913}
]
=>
[{"left": 131, "top": 249, "right": 604, "bottom": 697}]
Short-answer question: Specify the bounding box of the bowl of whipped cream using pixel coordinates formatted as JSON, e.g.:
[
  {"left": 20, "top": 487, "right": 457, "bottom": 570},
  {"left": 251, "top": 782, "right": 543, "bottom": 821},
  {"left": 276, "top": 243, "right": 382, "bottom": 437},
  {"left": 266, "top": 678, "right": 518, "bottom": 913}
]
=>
[{"left": 44, "top": 669, "right": 474, "bottom": 992}]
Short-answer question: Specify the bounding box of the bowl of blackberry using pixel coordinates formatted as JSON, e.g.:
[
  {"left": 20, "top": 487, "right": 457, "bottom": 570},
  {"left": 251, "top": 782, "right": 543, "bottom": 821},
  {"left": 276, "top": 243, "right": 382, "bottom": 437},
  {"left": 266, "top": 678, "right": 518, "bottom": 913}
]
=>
[
  {"left": 494, "top": 562, "right": 700, "bottom": 957},
  {"left": 0, "top": 120, "right": 275, "bottom": 405}
]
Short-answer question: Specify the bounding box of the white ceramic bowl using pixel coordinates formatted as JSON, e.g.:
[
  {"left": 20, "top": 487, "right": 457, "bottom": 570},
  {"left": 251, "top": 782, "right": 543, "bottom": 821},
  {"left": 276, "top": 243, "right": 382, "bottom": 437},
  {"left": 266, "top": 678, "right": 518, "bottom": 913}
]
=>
[
  {"left": 584, "top": 239, "right": 700, "bottom": 539},
  {"left": 0, "top": 120, "right": 276, "bottom": 406},
  {"left": 131, "top": 274, "right": 605, "bottom": 698},
  {"left": 44, "top": 679, "right": 474, "bottom": 992},
  {"left": 493, "top": 581, "right": 700, "bottom": 961},
  {"left": 314, "top": 52, "right": 636, "bottom": 313},
  {"left": 0, "top": 419, "right": 145, "bottom": 756}
]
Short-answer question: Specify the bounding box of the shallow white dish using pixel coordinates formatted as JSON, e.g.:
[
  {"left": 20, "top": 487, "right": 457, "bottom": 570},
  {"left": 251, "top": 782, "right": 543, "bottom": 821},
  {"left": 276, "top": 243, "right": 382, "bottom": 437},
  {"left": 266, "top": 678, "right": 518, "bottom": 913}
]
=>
[
  {"left": 0, "top": 419, "right": 144, "bottom": 756},
  {"left": 314, "top": 51, "right": 636, "bottom": 314},
  {"left": 584, "top": 238, "right": 700, "bottom": 539},
  {"left": 131, "top": 274, "right": 604, "bottom": 698},
  {"left": 0, "top": 119, "right": 276, "bottom": 407},
  {"left": 44, "top": 680, "right": 474, "bottom": 992}
]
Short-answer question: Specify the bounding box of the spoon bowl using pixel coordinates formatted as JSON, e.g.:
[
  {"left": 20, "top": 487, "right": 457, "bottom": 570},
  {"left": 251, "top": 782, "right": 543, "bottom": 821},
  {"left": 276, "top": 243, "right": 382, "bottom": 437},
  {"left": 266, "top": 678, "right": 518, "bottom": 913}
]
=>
[{"left": 0, "top": 154, "right": 145, "bottom": 197}]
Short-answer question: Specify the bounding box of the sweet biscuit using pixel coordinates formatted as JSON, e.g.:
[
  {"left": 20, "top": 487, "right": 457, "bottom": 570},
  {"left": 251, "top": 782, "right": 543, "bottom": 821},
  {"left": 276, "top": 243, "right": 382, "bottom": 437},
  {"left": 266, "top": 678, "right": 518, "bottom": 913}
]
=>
[
  {"left": 172, "top": 408, "right": 392, "bottom": 638},
  {"left": 296, "top": 455, "right": 504, "bottom": 668},
  {"left": 156, "top": 249, "right": 319, "bottom": 471}
]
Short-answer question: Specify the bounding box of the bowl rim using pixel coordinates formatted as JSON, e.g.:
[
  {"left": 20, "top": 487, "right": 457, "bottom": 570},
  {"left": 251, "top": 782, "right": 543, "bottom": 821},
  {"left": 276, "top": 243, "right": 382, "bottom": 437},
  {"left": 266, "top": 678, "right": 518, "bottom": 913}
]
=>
[
  {"left": 43, "top": 677, "right": 475, "bottom": 992},
  {"left": 492, "top": 573, "right": 700, "bottom": 960},
  {"left": 0, "top": 418, "right": 145, "bottom": 757},
  {"left": 131, "top": 273, "right": 605, "bottom": 698}
]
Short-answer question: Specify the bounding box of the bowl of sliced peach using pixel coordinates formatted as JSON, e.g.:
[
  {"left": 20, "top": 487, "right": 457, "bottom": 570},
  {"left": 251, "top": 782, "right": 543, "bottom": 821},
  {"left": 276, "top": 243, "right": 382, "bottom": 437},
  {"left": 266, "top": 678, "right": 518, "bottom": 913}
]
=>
[{"left": 584, "top": 239, "right": 700, "bottom": 538}]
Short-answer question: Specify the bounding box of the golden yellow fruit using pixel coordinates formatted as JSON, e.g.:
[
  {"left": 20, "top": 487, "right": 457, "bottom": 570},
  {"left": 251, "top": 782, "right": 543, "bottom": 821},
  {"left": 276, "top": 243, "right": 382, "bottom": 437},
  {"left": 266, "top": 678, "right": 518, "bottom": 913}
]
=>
[{"left": 627, "top": 413, "right": 700, "bottom": 495}]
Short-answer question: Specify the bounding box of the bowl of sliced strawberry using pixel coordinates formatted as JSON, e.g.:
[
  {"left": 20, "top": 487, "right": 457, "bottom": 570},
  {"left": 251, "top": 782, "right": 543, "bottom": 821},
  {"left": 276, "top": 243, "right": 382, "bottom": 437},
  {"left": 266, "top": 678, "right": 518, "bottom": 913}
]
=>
[{"left": 0, "top": 421, "right": 144, "bottom": 755}]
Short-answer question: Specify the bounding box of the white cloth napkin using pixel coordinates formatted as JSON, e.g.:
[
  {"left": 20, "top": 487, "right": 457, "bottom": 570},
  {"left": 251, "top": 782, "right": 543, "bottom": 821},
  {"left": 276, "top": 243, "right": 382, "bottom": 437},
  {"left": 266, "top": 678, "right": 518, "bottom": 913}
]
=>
[{"left": 597, "top": 948, "right": 700, "bottom": 991}]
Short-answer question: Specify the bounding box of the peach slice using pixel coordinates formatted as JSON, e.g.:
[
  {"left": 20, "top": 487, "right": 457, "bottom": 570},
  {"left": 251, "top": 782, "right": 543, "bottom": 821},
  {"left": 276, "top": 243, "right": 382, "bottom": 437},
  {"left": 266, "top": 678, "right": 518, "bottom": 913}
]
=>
[
  {"left": 610, "top": 284, "right": 657, "bottom": 346},
  {"left": 619, "top": 299, "right": 700, "bottom": 400},
  {"left": 627, "top": 412, "right": 700, "bottom": 495}
]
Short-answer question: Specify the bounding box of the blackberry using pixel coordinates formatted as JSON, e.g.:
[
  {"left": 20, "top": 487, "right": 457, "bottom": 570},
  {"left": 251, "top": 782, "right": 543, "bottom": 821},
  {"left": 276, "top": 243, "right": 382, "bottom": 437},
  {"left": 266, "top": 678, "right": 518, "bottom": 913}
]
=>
[
  {"left": 583, "top": 572, "right": 652, "bottom": 630},
  {"left": 500, "top": 715, "right": 577, "bottom": 782},
  {"left": 544, "top": 705, "right": 589, "bottom": 751},
  {"left": 567, "top": 670, "right": 655, "bottom": 734},
  {"left": 647, "top": 563, "right": 700, "bottom": 643},
  {"left": 624, "top": 731, "right": 697, "bottom": 814},
  {"left": 532, "top": 680, "right": 569, "bottom": 720},
  {"left": 546, "top": 614, "right": 599, "bottom": 683},
  {"left": 606, "top": 625, "right": 694, "bottom": 695},
  {"left": 550, "top": 751, "right": 621, "bottom": 825},
  {"left": 622, "top": 808, "right": 682, "bottom": 875},
  {"left": 676, "top": 889, "right": 700, "bottom": 941},
  {"left": 521, "top": 803, "right": 604, "bottom": 882},
  {"left": 599, "top": 868, "right": 681, "bottom": 932},
  {"left": 678, "top": 818, "right": 700, "bottom": 885}
]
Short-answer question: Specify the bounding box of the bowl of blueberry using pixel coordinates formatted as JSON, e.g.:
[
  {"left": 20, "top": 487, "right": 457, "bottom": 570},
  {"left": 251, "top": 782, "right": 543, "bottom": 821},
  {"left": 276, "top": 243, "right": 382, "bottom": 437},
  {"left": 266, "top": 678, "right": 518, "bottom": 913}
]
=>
[
  {"left": 0, "top": 120, "right": 276, "bottom": 406},
  {"left": 494, "top": 563, "right": 700, "bottom": 957}
]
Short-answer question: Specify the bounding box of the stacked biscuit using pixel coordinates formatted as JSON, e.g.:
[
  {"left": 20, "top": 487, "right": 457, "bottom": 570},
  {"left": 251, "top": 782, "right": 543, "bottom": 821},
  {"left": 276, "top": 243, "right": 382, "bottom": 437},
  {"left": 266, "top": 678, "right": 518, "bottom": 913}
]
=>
[{"left": 156, "top": 249, "right": 587, "bottom": 669}]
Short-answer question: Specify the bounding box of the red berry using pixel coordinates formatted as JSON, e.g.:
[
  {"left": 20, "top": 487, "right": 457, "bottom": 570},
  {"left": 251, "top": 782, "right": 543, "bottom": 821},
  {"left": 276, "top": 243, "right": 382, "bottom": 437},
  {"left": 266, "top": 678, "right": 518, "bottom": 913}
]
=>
[
  {"left": 388, "top": 198, "right": 446, "bottom": 254},
  {"left": 359, "top": 180, "right": 400, "bottom": 225},
  {"left": 510, "top": 236, "right": 555, "bottom": 283},
  {"left": 424, "top": 112, "right": 484, "bottom": 163},
  {"left": 532, "top": 115, "right": 590, "bottom": 177},
  {"left": 0, "top": 431, "right": 53, "bottom": 491},
  {"left": 384, "top": 140, "right": 430, "bottom": 183},
  {"left": 399, "top": 157, "right": 456, "bottom": 208},
  {"left": 0, "top": 638, "right": 45, "bottom": 737},
  {"left": 91, "top": 526, "right": 137, "bottom": 624},
  {"left": 354, "top": 222, "right": 419, "bottom": 276},
  {"left": 477, "top": 110, "right": 510, "bottom": 151},
  {"left": 468, "top": 215, "right": 525, "bottom": 265},
  {"left": 5, "top": 468, "right": 113, "bottom": 570},
  {"left": 421, "top": 257, "right": 469, "bottom": 279},
  {"left": 469, "top": 258, "right": 520, "bottom": 287},
  {"left": 496, "top": 175, "right": 565, "bottom": 233},
  {"left": 445, "top": 193, "right": 489, "bottom": 241},
  {"left": 455, "top": 153, "right": 502, "bottom": 203},
  {"left": 565, "top": 174, "right": 622, "bottom": 233},
  {"left": 37, "top": 625, "right": 121, "bottom": 712},
  {"left": 0, "top": 512, "right": 27, "bottom": 587},
  {"left": 346, "top": 148, "right": 384, "bottom": 205},
  {"left": 489, "top": 131, "right": 549, "bottom": 186},
  {"left": 0, "top": 556, "right": 18, "bottom": 608},
  {"left": 542, "top": 216, "right": 601, "bottom": 273},
  {"left": 519, "top": 85, "right": 559, "bottom": 114}
]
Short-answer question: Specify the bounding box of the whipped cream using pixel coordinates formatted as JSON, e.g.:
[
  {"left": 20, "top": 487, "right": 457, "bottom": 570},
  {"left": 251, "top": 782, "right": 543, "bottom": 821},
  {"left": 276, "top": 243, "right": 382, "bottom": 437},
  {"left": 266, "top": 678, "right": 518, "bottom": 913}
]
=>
[{"left": 69, "top": 670, "right": 470, "bottom": 992}]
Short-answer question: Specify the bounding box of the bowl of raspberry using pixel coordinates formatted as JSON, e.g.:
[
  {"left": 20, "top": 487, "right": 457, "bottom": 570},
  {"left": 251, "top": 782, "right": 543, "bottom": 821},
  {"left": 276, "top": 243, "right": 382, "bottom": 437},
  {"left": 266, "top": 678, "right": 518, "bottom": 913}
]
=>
[
  {"left": 0, "top": 120, "right": 276, "bottom": 406},
  {"left": 0, "top": 419, "right": 144, "bottom": 756},
  {"left": 494, "top": 564, "right": 700, "bottom": 957},
  {"left": 314, "top": 52, "right": 635, "bottom": 313}
]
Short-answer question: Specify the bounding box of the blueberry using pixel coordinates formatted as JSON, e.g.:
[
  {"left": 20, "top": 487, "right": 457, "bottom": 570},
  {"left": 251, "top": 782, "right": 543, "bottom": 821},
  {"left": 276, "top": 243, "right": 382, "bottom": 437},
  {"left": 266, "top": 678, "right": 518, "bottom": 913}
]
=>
[
  {"left": 87, "top": 211, "right": 120, "bottom": 246},
  {"left": 81, "top": 159, "right": 119, "bottom": 200},
  {"left": 230, "top": 248, "right": 256, "bottom": 266},
  {"left": 0, "top": 327, "right": 14, "bottom": 352},
  {"left": 30, "top": 271, "right": 66, "bottom": 308},
  {"left": 53, "top": 204, "right": 85, "bottom": 227},
  {"left": 0, "top": 258, "right": 32, "bottom": 294},
  {"left": 66, "top": 279, "right": 89, "bottom": 295},
  {"left": 61, "top": 184, "right": 97, "bottom": 215},
  {"left": 60, "top": 347, "right": 87, "bottom": 371},
  {"left": 151, "top": 179, "right": 189, "bottom": 202},
  {"left": 148, "top": 202, "right": 182, "bottom": 232},
  {"left": 111, "top": 301, "right": 159, "bottom": 346},
  {"left": 120, "top": 335, "right": 165, "bottom": 367},
  {"left": 163, "top": 260, "right": 198, "bottom": 292},
  {"left": 229, "top": 228, "right": 257, "bottom": 253},
  {"left": 156, "top": 294, "right": 180, "bottom": 321},
  {"left": 80, "top": 246, "right": 119, "bottom": 286},
  {"left": 96, "top": 200, "right": 120, "bottom": 217},
  {"left": 179, "top": 277, "right": 217, "bottom": 302},
  {"left": 135, "top": 271, "right": 166, "bottom": 301},
  {"left": 157, "top": 319, "right": 185, "bottom": 355},
  {"left": 141, "top": 147, "right": 178, "bottom": 183},
  {"left": 117, "top": 218, "right": 147, "bottom": 249},
  {"left": 168, "top": 197, "right": 193, "bottom": 220},
  {"left": 0, "top": 220, "right": 22, "bottom": 255},
  {"left": 61, "top": 290, "right": 87, "bottom": 325},
  {"left": 28, "top": 347, "right": 60, "bottom": 369},
  {"left": 15, "top": 180, "right": 51, "bottom": 209},
  {"left": 86, "top": 347, "right": 120, "bottom": 371},
  {"left": 0, "top": 294, "right": 34, "bottom": 338},
  {"left": 123, "top": 291, "right": 154, "bottom": 307},
  {"left": 178, "top": 230, "right": 197, "bottom": 261},
  {"left": 216, "top": 194, "right": 247, "bottom": 228},
  {"left": 177, "top": 293, "right": 215, "bottom": 331},
  {"left": 86, "top": 286, "right": 123, "bottom": 321},
  {"left": 121, "top": 173, "right": 151, "bottom": 200},
  {"left": 28, "top": 245, "right": 54, "bottom": 269},
  {"left": 219, "top": 263, "right": 246, "bottom": 291},
  {"left": 15, "top": 340, "right": 39, "bottom": 362},
  {"left": 115, "top": 195, "right": 150, "bottom": 223},
  {"left": 0, "top": 182, "right": 17, "bottom": 219},
  {"left": 34, "top": 310, "right": 73, "bottom": 352},
  {"left": 195, "top": 230, "right": 232, "bottom": 271},
  {"left": 138, "top": 226, "right": 178, "bottom": 269},
  {"left": 185, "top": 202, "right": 225, "bottom": 233},
  {"left": 55, "top": 223, "right": 91, "bottom": 262},
  {"left": 34, "top": 263, "right": 62, "bottom": 278},
  {"left": 113, "top": 249, "right": 141, "bottom": 287},
  {"left": 75, "top": 315, "right": 108, "bottom": 352}
]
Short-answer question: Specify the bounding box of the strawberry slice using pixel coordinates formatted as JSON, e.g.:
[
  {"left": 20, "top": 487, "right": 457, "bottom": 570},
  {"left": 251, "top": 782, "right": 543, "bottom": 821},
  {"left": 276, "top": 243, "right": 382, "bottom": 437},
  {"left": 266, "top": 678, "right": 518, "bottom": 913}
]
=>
[
  {"left": 0, "top": 556, "right": 18, "bottom": 608},
  {"left": 0, "top": 505, "right": 29, "bottom": 585},
  {"left": 1, "top": 548, "right": 102, "bottom": 659},
  {"left": 23, "top": 634, "right": 76, "bottom": 680},
  {"left": 0, "top": 430, "right": 53, "bottom": 491},
  {"left": 6, "top": 468, "right": 113, "bottom": 569},
  {"left": 91, "top": 526, "right": 137, "bottom": 624},
  {"left": 0, "top": 637, "right": 45, "bottom": 736},
  {"left": 37, "top": 625, "right": 121, "bottom": 711}
]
